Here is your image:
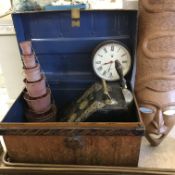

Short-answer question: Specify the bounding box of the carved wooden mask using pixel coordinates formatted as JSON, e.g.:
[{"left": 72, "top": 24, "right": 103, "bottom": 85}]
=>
[{"left": 135, "top": 0, "right": 175, "bottom": 146}]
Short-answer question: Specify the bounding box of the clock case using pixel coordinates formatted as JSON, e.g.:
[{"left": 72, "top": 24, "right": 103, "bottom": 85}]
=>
[{"left": 0, "top": 10, "right": 144, "bottom": 166}]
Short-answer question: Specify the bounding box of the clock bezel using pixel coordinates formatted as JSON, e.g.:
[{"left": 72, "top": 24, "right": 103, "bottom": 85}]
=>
[{"left": 92, "top": 40, "right": 132, "bottom": 82}]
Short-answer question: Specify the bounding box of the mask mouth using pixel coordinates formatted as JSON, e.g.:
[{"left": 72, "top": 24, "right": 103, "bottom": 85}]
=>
[
  {"left": 146, "top": 133, "right": 165, "bottom": 146},
  {"left": 149, "top": 133, "right": 164, "bottom": 139}
]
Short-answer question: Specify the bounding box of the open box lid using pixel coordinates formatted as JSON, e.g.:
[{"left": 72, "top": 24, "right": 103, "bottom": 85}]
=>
[
  {"left": 12, "top": 10, "right": 138, "bottom": 85},
  {"left": 1, "top": 10, "right": 142, "bottom": 127}
]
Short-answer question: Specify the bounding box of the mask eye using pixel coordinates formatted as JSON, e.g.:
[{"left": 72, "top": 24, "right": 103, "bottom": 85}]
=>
[
  {"left": 163, "top": 107, "right": 175, "bottom": 116},
  {"left": 139, "top": 107, "right": 154, "bottom": 114}
]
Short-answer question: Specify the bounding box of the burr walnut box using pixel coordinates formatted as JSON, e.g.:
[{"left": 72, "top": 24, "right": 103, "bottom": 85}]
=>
[{"left": 0, "top": 10, "right": 144, "bottom": 166}]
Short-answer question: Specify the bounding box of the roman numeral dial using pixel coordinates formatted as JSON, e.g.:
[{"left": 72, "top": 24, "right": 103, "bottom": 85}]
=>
[{"left": 92, "top": 41, "right": 131, "bottom": 81}]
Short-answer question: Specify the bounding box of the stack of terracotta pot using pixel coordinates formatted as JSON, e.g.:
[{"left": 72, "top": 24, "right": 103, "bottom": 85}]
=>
[{"left": 20, "top": 41, "right": 57, "bottom": 122}]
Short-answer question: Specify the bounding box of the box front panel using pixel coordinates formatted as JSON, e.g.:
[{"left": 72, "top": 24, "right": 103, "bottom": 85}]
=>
[{"left": 4, "top": 135, "right": 141, "bottom": 166}]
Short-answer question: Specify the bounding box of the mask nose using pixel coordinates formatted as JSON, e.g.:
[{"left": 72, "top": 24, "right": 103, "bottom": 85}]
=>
[{"left": 152, "top": 109, "right": 166, "bottom": 134}]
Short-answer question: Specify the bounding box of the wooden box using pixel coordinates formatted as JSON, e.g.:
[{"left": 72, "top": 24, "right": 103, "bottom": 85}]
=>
[{"left": 0, "top": 10, "right": 144, "bottom": 166}]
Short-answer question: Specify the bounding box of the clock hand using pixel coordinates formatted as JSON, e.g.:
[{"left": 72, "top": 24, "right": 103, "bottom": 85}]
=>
[
  {"left": 107, "top": 63, "right": 112, "bottom": 72},
  {"left": 103, "top": 60, "right": 113, "bottom": 65}
]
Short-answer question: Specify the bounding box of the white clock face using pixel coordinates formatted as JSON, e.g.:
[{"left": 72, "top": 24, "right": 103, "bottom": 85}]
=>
[{"left": 92, "top": 41, "right": 131, "bottom": 81}]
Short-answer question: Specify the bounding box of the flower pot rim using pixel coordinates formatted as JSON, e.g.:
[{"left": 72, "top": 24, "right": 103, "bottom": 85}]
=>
[
  {"left": 26, "top": 103, "right": 56, "bottom": 117},
  {"left": 22, "top": 52, "right": 35, "bottom": 57},
  {"left": 23, "top": 63, "right": 40, "bottom": 71},
  {"left": 24, "top": 88, "right": 51, "bottom": 101},
  {"left": 24, "top": 74, "right": 45, "bottom": 84}
]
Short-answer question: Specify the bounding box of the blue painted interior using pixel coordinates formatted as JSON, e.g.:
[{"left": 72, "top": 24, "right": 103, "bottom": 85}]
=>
[
  {"left": 3, "top": 10, "right": 138, "bottom": 123},
  {"left": 3, "top": 94, "right": 26, "bottom": 122}
]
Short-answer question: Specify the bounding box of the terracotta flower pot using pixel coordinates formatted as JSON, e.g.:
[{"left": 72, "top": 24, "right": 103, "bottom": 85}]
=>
[
  {"left": 25, "top": 104, "right": 57, "bottom": 122},
  {"left": 24, "top": 75, "right": 47, "bottom": 98},
  {"left": 24, "top": 63, "right": 41, "bottom": 82},
  {"left": 20, "top": 41, "right": 32, "bottom": 55},
  {"left": 22, "top": 53, "right": 36, "bottom": 69},
  {"left": 24, "top": 88, "right": 51, "bottom": 113}
]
